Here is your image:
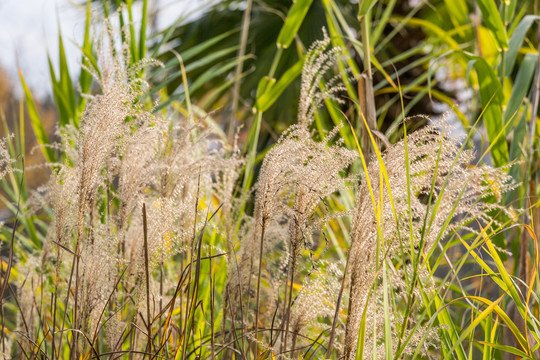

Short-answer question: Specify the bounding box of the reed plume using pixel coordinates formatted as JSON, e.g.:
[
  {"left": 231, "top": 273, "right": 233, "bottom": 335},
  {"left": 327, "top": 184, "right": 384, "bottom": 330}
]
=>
[
  {"left": 0, "top": 135, "right": 15, "bottom": 180},
  {"left": 245, "top": 32, "right": 357, "bottom": 353},
  {"left": 9, "top": 15, "right": 244, "bottom": 358},
  {"left": 344, "top": 117, "right": 515, "bottom": 359}
]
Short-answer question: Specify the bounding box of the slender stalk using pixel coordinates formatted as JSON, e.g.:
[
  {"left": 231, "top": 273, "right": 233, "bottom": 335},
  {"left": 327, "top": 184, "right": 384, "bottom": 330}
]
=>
[
  {"left": 139, "top": 0, "right": 148, "bottom": 60},
  {"left": 158, "top": 258, "right": 163, "bottom": 349},
  {"left": 241, "top": 47, "right": 283, "bottom": 194},
  {"left": 210, "top": 245, "right": 215, "bottom": 360},
  {"left": 359, "top": 9, "right": 376, "bottom": 161},
  {"left": 253, "top": 218, "right": 267, "bottom": 352},
  {"left": 325, "top": 253, "right": 350, "bottom": 357},
  {"left": 142, "top": 203, "right": 152, "bottom": 353},
  {"left": 277, "top": 259, "right": 291, "bottom": 351},
  {"left": 72, "top": 228, "right": 83, "bottom": 359},
  {"left": 282, "top": 241, "right": 298, "bottom": 354},
  {"left": 500, "top": 1, "right": 506, "bottom": 85},
  {"left": 181, "top": 172, "right": 201, "bottom": 360},
  {"left": 228, "top": 0, "right": 253, "bottom": 142},
  {"left": 57, "top": 247, "right": 77, "bottom": 360},
  {"left": 51, "top": 284, "right": 58, "bottom": 359}
]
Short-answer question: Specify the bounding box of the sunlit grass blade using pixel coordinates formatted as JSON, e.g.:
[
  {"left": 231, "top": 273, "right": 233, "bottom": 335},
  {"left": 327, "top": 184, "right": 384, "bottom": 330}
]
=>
[
  {"left": 476, "top": 0, "right": 508, "bottom": 49},
  {"left": 256, "top": 58, "right": 304, "bottom": 112},
  {"left": 18, "top": 72, "right": 55, "bottom": 164},
  {"left": 504, "top": 15, "right": 540, "bottom": 76},
  {"left": 276, "top": 0, "right": 313, "bottom": 49}
]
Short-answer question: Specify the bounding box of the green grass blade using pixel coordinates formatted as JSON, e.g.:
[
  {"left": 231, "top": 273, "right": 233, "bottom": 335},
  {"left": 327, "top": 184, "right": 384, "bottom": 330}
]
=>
[
  {"left": 276, "top": 0, "right": 313, "bottom": 49},
  {"left": 48, "top": 55, "right": 74, "bottom": 127},
  {"left": 444, "top": 0, "right": 469, "bottom": 29},
  {"left": 442, "top": 296, "right": 503, "bottom": 360},
  {"left": 505, "top": 0, "right": 517, "bottom": 23},
  {"left": 57, "top": 29, "right": 76, "bottom": 124},
  {"left": 504, "top": 15, "right": 540, "bottom": 76},
  {"left": 482, "top": 312, "right": 493, "bottom": 360},
  {"left": 382, "top": 262, "right": 393, "bottom": 360},
  {"left": 150, "top": 46, "right": 240, "bottom": 95},
  {"left": 504, "top": 52, "right": 536, "bottom": 132},
  {"left": 464, "top": 54, "right": 508, "bottom": 167},
  {"left": 476, "top": 0, "right": 508, "bottom": 49},
  {"left": 371, "top": 0, "right": 396, "bottom": 45},
  {"left": 78, "top": 0, "right": 93, "bottom": 115},
  {"left": 468, "top": 296, "right": 528, "bottom": 352},
  {"left": 188, "top": 55, "right": 252, "bottom": 96},
  {"left": 18, "top": 71, "right": 56, "bottom": 164},
  {"left": 358, "top": 0, "right": 376, "bottom": 18},
  {"left": 125, "top": 0, "right": 139, "bottom": 63},
  {"left": 139, "top": 0, "right": 148, "bottom": 60},
  {"left": 255, "top": 58, "right": 304, "bottom": 112},
  {"left": 478, "top": 341, "right": 533, "bottom": 359}
]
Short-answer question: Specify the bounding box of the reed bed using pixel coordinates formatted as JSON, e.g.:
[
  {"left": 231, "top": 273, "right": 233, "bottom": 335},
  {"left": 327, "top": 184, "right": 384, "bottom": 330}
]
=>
[{"left": 1, "top": 1, "right": 540, "bottom": 359}]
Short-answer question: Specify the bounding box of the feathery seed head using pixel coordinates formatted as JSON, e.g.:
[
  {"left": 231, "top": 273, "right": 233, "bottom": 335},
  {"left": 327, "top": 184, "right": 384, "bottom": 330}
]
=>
[{"left": 344, "top": 116, "right": 516, "bottom": 358}]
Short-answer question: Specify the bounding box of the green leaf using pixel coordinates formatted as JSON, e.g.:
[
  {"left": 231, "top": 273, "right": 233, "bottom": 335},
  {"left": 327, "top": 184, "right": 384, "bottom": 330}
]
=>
[
  {"left": 256, "top": 58, "right": 304, "bottom": 112},
  {"left": 57, "top": 30, "right": 77, "bottom": 125},
  {"left": 504, "top": 15, "right": 540, "bottom": 76},
  {"left": 277, "top": 0, "right": 314, "bottom": 49},
  {"left": 476, "top": 0, "right": 508, "bottom": 49},
  {"left": 464, "top": 54, "right": 508, "bottom": 167},
  {"left": 443, "top": 296, "right": 505, "bottom": 360},
  {"left": 78, "top": 0, "right": 94, "bottom": 114},
  {"left": 139, "top": 0, "right": 148, "bottom": 60},
  {"left": 175, "top": 29, "right": 238, "bottom": 65},
  {"left": 477, "top": 341, "right": 533, "bottom": 359},
  {"left": 256, "top": 76, "right": 276, "bottom": 99},
  {"left": 382, "top": 263, "right": 393, "bottom": 360},
  {"left": 150, "top": 46, "right": 240, "bottom": 95},
  {"left": 125, "top": 0, "right": 139, "bottom": 63},
  {"left": 189, "top": 55, "right": 251, "bottom": 95},
  {"left": 48, "top": 56, "right": 75, "bottom": 128},
  {"left": 504, "top": 53, "right": 536, "bottom": 132},
  {"left": 19, "top": 71, "right": 56, "bottom": 164},
  {"left": 506, "top": 110, "right": 527, "bottom": 206},
  {"left": 152, "top": 30, "right": 238, "bottom": 78},
  {"left": 358, "top": 0, "right": 376, "bottom": 18},
  {"left": 443, "top": 0, "right": 469, "bottom": 29},
  {"left": 391, "top": 17, "right": 461, "bottom": 51},
  {"left": 371, "top": 0, "right": 397, "bottom": 44},
  {"left": 505, "top": 0, "right": 517, "bottom": 24}
]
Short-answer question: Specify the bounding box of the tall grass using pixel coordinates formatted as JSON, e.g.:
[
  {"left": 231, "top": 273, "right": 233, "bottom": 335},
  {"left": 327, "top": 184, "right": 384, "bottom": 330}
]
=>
[{"left": 1, "top": 1, "right": 539, "bottom": 359}]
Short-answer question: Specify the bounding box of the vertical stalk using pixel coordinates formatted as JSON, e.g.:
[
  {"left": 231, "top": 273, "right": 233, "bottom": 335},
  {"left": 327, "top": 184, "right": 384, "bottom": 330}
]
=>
[
  {"left": 283, "top": 211, "right": 303, "bottom": 355},
  {"left": 359, "top": 9, "right": 376, "bottom": 160},
  {"left": 278, "top": 256, "right": 292, "bottom": 351},
  {"left": 158, "top": 259, "right": 163, "bottom": 349},
  {"left": 500, "top": 2, "right": 506, "bottom": 85},
  {"left": 361, "top": 10, "right": 372, "bottom": 94},
  {"left": 518, "top": 29, "right": 540, "bottom": 293},
  {"left": 242, "top": 48, "right": 283, "bottom": 194},
  {"left": 210, "top": 245, "right": 215, "bottom": 360},
  {"left": 70, "top": 201, "right": 86, "bottom": 360},
  {"left": 253, "top": 218, "right": 267, "bottom": 353},
  {"left": 139, "top": 0, "right": 148, "bottom": 60},
  {"left": 228, "top": 0, "right": 254, "bottom": 142},
  {"left": 181, "top": 172, "right": 201, "bottom": 360},
  {"left": 142, "top": 203, "right": 152, "bottom": 353},
  {"left": 282, "top": 246, "right": 297, "bottom": 353},
  {"left": 325, "top": 254, "right": 350, "bottom": 357}
]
